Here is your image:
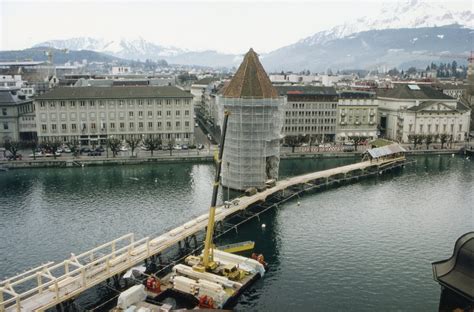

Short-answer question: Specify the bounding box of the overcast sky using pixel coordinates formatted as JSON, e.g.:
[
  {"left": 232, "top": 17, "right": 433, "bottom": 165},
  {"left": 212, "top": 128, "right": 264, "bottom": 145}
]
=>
[{"left": 0, "top": 0, "right": 470, "bottom": 53}]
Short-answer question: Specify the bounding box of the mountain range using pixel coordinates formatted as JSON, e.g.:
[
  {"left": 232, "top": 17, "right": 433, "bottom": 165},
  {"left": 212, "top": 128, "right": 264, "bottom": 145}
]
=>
[{"left": 3, "top": 0, "right": 473, "bottom": 71}]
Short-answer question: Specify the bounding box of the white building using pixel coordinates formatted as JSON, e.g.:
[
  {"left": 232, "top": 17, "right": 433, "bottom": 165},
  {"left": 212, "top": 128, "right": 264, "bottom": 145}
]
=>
[
  {"left": 337, "top": 91, "right": 378, "bottom": 142},
  {"left": 111, "top": 66, "right": 131, "bottom": 75},
  {"left": 377, "top": 84, "right": 471, "bottom": 143},
  {"left": 0, "top": 87, "right": 35, "bottom": 144},
  {"left": 34, "top": 86, "right": 194, "bottom": 146}
]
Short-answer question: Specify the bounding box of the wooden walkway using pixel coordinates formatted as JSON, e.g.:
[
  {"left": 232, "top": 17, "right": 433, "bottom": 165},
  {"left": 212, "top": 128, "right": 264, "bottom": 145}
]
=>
[{"left": 0, "top": 157, "right": 405, "bottom": 312}]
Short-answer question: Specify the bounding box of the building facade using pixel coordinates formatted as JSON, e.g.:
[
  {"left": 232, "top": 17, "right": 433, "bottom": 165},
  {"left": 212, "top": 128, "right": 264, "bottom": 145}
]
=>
[
  {"left": 276, "top": 86, "right": 338, "bottom": 142},
  {"left": 34, "top": 86, "right": 194, "bottom": 146},
  {"left": 337, "top": 91, "right": 378, "bottom": 142},
  {"left": 0, "top": 87, "right": 35, "bottom": 144},
  {"left": 377, "top": 84, "right": 471, "bottom": 143},
  {"left": 218, "top": 49, "right": 285, "bottom": 191}
]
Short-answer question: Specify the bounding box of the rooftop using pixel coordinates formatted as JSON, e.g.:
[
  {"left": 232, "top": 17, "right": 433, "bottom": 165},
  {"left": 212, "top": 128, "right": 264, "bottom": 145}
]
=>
[
  {"left": 275, "top": 86, "right": 337, "bottom": 96},
  {"left": 376, "top": 84, "right": 454, "bottom": 100},
  {"left": 222, "top": 48, "right": 278, "bottom": 99},
  {"left": 36, "top": 86, "right": 193, "bottom": 100}
]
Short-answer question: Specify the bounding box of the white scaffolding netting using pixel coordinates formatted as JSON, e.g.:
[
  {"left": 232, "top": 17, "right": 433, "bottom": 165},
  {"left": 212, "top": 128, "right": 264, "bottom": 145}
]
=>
[{"left": 217, "top": 96, "right": 286, "bottom": 190}]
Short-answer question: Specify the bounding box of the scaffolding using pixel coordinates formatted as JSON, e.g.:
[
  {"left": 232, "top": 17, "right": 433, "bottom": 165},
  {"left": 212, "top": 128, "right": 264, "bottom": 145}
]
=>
[{"left": 217, "top": 96, "right": 285, "bottom": 190}]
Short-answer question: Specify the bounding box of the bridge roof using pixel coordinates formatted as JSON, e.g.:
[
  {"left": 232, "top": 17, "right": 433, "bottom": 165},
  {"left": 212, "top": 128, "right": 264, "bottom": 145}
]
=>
[{"left": 366, "top": 144, "right": 406, "bottom": 159}]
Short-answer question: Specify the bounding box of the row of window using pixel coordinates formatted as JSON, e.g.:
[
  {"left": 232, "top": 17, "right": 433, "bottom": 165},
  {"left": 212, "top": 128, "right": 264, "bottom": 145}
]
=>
[
  {"left": 290, "top": 103, "right": 338, "bottom": 109},
  {"left": 285, "top": 118, "right": 336, "bottom": 125},
  {"left": 40, "top": 110, "right": 192, "bottom": 121},
  {"left": 40, "top": 121, "right": 191, "bottom": 132},
  {"left": 39, "top": 98, "right": 191, "bottom": 109},
  {"left": 408, "top": 124, "right": 462, "bottom": 133},
  {"left": 284, "top": 126, "right": 335, "bottom": 133},
  {"left": 285, "top": 111, "right": 336, "bottom": 117}
]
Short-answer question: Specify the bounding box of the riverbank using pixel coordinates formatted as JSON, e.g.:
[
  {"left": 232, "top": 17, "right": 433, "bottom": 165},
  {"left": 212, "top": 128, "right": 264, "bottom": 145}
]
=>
[{"left": 0, "top": 147, "right": 465, "bottom": 170}]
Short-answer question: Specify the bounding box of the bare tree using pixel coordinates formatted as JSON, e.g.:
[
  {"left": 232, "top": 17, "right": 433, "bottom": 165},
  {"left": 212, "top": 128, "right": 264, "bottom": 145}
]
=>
[
  {"left": 107, "top": 138, "right": 121, "bottom": 157},
  {"left": 24, "top": 140, "right": 38, "bottom": 160},
  {"left": 66, "top": 140, "right": 80, "bottom": 158},
  {"left": 425, "top": 134, "right": 434, "bottom": 149},
  {"left": 439, "top": 133, "right": 449, "bottom": 149},
  {"left": 284, "top": 135, "right": 299, "bottom": 153},
  {"left": 143, "top": 136, "right": 162, "bottom": 156},
  {"left": 167, "top": 138, "right": 175, "bottom": 156},
  {"left": 126, "top": 137, "right": 141, "bottom": 157},
  {"left": 4, "top": 141, "right": 21, "bottom": 160}
]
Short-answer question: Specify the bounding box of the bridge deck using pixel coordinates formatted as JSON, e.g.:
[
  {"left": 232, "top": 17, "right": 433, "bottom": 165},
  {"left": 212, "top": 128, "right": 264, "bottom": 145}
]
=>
[{"left": 0, "top": 157, "right": 404, "bottom": 312}]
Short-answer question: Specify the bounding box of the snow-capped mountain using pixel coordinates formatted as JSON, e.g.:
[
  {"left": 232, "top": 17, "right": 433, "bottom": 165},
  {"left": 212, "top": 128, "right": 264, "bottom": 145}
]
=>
[
  {"left": 29, "top": 0, "right": 473, "bottom": 70},
  {"left": 34, "top": 37, "right": 185, "bottom": 61},
  {"left": 298, "top": 0, "right": 473, "bottom": 46}
]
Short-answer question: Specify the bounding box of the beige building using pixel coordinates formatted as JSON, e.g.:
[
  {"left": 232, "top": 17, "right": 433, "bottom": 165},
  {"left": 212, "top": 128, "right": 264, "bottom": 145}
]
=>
[
  {"left": 0, "top": 87, "right": 35, "bottom": 144},
  {"left": 377, "top": 84, "right": 471, "bottom": 143},
  {"left": 34, "top": 86, "right": 194, "bottom": 146},
  {"left": 276, "top": 86, "right": 338, "bottom": 142},
  {"left": 337, "top": 91, "right": 378, "bottom": 142}
]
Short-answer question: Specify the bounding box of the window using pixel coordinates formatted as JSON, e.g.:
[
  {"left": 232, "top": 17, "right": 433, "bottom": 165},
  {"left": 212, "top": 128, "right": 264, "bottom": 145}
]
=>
[
  {"left": 419, "top": 125, "right": 423, "bottom": 132},
  {"left": 148, "top": 111, "right": 153, "bottom": 117},
  {"left": 166, "top": 111, "right": 171, "bottom": 116},
  {"left": 129, "top": 122, "right": 134, "bottom": 129},
  {"left": 99, "top": 100, "right": 104, "bottom": 108},
  {"left": 157, "top": 122, "right": 162, "bottom": 128},
  {"left": 50, "top": 102, "right": 56, "bottom": 108},
  {"left": 129, "top": 111, "right": 134, "bottom": 117},
  {"left": 166, "top": 100, "right": 171, "bottom": 105},
  {"left": 185, "top": 121, "right": 190, "bottom": 127},
  {"left": 175, "top": 99, "right": 179, "bottom": 105},
  {"left": 80, "top": 101, "right": 86, "bottom": 107},
  {"left": 176, "top": 121, "right": 181, "bottom": 128},
  {"left": 3, "top": 122, "right": 8, "bottom": 130},
  {"left": 40, "top": 101, "right": 45, "bottom": 108},
  {"left": 138, "top": 122, "right": 143, "bottom": 128},
  {"left": 2, "top": 108, "right": 6, "bottom": 116},
  {"left": 148, "top": 122, "right": 153, "bottom": 128},
  {"left": 138, "top": 100, "right": 143, "bottom": 106},
  {"left": 91, "top": 123, "right": 96, "bottom": 129},
  {"left": 157, "top": 111, "right": 162, "bottom": 117},
  {"left": 61, "top": 124, "right": 67, "bottom": 130},
  {"left": 42, "top": 124, "right": 47, "bottom": 131},
  {"left": 70, "top": 101, "right": 76, "bottom": 108},
  {"left": 120, "top": 122, "right": 125, "bottom": 129},
  {"left": 139, "top": 111, "right": 143, "bottom": 117},
  {"left": 52, "top": 124, "right": 57, "bottom": 130},
  {"left": 459, "top": 124, "right": 462, "bottom": 132},
  {"left": 166, "top": 121, "right": 171, "bottom": 128},
  {"left": 110, "top": 123, "right": 115, "bottom": 129},
  {"left": 71, "top": 124, "right": 77, "bottom": 130}
]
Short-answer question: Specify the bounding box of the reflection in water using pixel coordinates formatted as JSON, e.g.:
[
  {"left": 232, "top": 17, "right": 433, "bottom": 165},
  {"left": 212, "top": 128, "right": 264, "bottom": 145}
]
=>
[{"left": 0, "top": 155, "right": 472, "bottom": 311}]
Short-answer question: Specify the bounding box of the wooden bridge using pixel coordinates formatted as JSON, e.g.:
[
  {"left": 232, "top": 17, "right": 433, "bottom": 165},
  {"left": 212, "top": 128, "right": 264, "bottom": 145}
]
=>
[{"left": 0, "top": 156, "right": 405, "bottom": 312}]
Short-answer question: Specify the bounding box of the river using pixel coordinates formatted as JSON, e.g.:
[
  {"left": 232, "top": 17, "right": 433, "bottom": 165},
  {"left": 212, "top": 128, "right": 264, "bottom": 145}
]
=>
[{"left": 0, "top": 155, "right": 472, "bottom": 311}]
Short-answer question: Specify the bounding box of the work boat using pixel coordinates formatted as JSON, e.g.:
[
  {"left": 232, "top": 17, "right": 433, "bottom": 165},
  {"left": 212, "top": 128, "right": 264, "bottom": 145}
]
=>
[
  {"left": 113, "top": 111, "right": 266, "bottom": 311},
  {"left": 161, "top": 110, "right": 266, "bottom": 309}
]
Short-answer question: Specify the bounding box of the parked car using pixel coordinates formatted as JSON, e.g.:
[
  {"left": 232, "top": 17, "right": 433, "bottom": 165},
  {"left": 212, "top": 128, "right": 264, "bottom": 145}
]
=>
[
  {"left": 88, "top": 151, "right": 102, "bottom": 156},
  {"left": 173, "top": 145, "right": 182, "bottom": 150},
  {"left": 63, "top": 147, "right": 72, "bottom": 153},
  {"left": 95, "top": 146, "right": 105, "bottom": 152},
  {"left": 7, "top": 154, "right": 22, "bottom": 160},
  {"left": 181, "top": 145, "right": 189, "bottom": 150},
  {"left": 197, "top": 144, "right": 204, "bottom": 150},
  {"left": 119, "top": 146, "right": 128, "bottom": 152},
  {"left": 80, "top": 147, "right": 91, "bottom": 153}
]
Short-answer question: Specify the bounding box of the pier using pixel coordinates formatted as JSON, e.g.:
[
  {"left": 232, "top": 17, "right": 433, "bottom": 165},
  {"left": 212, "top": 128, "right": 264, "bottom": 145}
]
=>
[{"left": 0, "top": 155, "right": 406, "bottom": 312}]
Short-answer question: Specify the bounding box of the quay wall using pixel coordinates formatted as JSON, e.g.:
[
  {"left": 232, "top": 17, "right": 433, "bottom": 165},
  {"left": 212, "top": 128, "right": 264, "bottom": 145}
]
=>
[{"left": 0, "top": 148, "right": 464, "bottom": 170}]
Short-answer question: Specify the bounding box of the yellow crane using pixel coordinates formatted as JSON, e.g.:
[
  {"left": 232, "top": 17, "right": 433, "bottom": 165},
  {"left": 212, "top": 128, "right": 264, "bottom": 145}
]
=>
[{"left": 197, "top": 110, "right": 230, "bottom": 271}]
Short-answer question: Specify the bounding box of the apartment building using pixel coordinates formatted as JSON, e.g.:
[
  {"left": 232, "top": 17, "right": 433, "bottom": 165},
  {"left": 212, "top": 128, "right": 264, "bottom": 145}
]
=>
[
  {"left": 276, "top": 86, "right": 338, "bottom": 142},
  {"left": 34, "top": 86, "right": 194, "bottom": 146},
  {"left": 337, "top": 91, "right": 378, "bottom": 142},
  {"left": 0, "top": 87, "right": 35, "bottom": 144}
]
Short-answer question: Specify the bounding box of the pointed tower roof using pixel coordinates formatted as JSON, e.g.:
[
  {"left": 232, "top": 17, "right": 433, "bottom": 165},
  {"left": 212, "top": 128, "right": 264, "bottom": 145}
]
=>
[{"left": 223, "top": 48, "right": 278, "bottom": 98}]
